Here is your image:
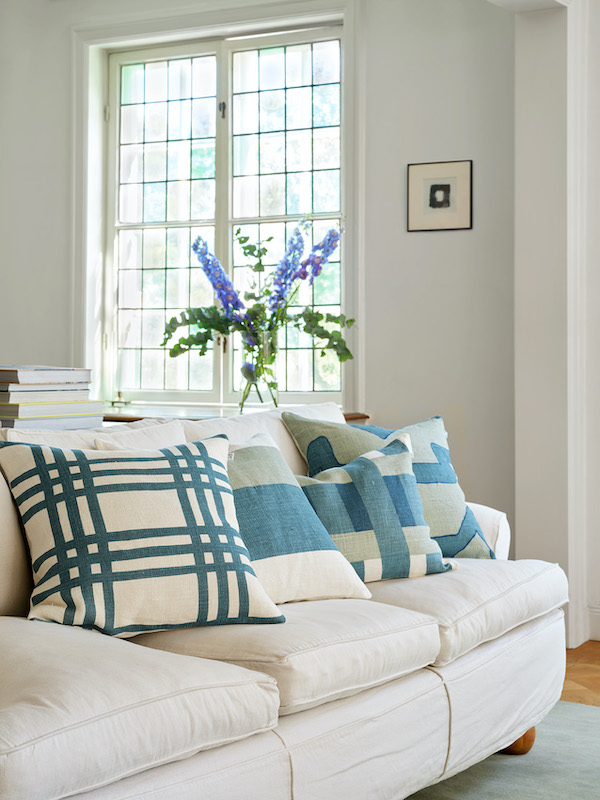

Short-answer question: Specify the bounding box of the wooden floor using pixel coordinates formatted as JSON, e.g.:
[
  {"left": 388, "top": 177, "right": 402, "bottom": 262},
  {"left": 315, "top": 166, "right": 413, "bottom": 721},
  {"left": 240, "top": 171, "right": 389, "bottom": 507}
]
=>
[{"left": 561, "top": 641, "right": 600, "bottom": 706}]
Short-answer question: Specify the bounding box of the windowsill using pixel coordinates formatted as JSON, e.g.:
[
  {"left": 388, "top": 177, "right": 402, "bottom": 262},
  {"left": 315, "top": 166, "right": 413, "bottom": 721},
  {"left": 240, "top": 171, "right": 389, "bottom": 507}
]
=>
[{"left": 103, "top": 402, "right": 369, "bottom": 423}]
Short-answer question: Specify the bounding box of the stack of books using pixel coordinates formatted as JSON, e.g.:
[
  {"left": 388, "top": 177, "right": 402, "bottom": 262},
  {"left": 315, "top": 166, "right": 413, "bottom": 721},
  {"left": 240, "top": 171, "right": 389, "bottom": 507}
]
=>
[{"left": 0, "top": 366, "right": 104, "bottom": 430}]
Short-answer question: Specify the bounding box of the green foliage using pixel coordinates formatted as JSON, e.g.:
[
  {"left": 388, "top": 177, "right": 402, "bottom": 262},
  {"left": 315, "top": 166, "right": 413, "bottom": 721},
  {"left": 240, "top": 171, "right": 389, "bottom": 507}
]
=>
[
  {"left": 234, "top": 228, "right": 273, "bottom": 274},
  {"left": 292, "top": 309, "right": 355, "bottom": 362}
]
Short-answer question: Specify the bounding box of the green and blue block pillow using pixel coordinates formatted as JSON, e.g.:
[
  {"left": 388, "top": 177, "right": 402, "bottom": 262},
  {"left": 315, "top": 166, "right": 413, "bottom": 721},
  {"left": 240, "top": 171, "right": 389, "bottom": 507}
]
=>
[
  {"left": 282, "top": 412, "right": 495, "bottom": 560},
  {"left": 295, "top": 435, "right": 454, "bottom": 581}
]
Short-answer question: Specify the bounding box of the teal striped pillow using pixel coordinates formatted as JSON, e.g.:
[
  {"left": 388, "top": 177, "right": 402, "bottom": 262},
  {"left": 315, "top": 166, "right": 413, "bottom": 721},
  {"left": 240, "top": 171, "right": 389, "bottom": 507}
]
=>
[
  {"left": 227, "top": 435, "right": 370, "bottom": 603},
  {"left": 0, "top": 439, "right": 284, "bottom": 636},
  {"left": 297, "top": 437, "right": 454, "bottom": 581},
  {"left": 282, "top": 412, "right": 494, "bottom": 559}
]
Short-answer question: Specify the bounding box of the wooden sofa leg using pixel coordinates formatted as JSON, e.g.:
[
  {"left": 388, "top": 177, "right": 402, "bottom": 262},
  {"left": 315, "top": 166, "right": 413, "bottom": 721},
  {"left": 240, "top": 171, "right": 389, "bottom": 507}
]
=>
[{"left": 500, "top": 727, "right": 536, "bottom": 755}]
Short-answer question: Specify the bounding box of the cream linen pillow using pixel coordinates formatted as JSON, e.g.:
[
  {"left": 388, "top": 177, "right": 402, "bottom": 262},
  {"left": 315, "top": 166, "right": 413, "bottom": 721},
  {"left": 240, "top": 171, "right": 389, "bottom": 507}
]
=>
[
  {"left": 93, "top": 419, "right": 186, "bottom": 449},
  {"left": 2, "top": 417, "right": 167, "bottom": 449},
  {"left": 180, "top": 402, "right": 346, "bottom": 475}
]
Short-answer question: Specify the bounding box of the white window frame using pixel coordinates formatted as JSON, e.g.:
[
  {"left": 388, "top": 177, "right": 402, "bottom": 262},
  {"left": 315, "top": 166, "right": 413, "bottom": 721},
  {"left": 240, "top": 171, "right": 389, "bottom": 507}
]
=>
[
  {"left": 106, "top": 39, "right": 225, "bottom": 406},
  {"left": 71, "top": 1, "right": 363, "bottom": 413}
]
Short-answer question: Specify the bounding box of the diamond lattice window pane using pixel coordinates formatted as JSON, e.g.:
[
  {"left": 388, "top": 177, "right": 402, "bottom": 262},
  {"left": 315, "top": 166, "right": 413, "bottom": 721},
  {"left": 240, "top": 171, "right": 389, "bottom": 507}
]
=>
[
  {"left": 144, "top": 103, "right": 168, "bottom": 141},
  {"left": 142, "top": 270, "right": 166, "bottom": 308},
  {"left": 119, "top": 230, "right": 142, "bottom": 269},
  {"left": 145, "top": 62, "right": 168, "bottom": 102},
  {"left": 312, "top": 41, "right": 340, "bottom": 84},
  {"left": 192, "top": 98, "right": 216, "bottom": 137},
  {"left": 287, "top": 130, "right": 312, "bottom": 171},
  {"left": 193, "top": 57, "right": 216, "bottom": 97},
  {"left": 191, "top": 139, "right": 216, "bottom": 178},
  {"left": 168, "top": 59, "right": 192, "bottom": 100},
  {"left": 121, "top": 64, "right": 145, "bottom": 104},
  {"left": 234, "top": 135, "right": 259, "bottom": 176},
  {"left": 119, "top": 270, "right": 142, "bottom": 309},
  {"left": 168, "top": 100, "right": 192, "bottom": 140},
  {"left": 260, "top": 48, "right": 285, "bottom": 90},
  {"left": 121, "top": 105, "right": 144, "bottom": 144},
  {"left": 233, "top": 51, "right": 258, "bottom": 93},
  {"left": 120, "top": 184, "right": 143, "bottom": 223},
  {"left": 167, "top": 140, "right": 191, "bottom": 180},
  {"left": 286, "top": 44, "right": 312, "bottom": 87},
  {"left": 166, "top": 269, "right": 189, "bottom": 306},
  {"left": 142, "top": 229, "right": 166, "bottom": 268},
  {"left": 260, "top": 132, "right": 285, "bottom": 174},
  {"left": 144, "top": 143, "right": 167, "bottom": 182}
]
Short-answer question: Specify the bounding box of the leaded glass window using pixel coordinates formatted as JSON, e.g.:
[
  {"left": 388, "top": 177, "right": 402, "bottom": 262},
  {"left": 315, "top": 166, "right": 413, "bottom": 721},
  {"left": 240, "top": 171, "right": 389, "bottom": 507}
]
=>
[{"left": 107, "top": 30, "right": 344, "bottom": 405}]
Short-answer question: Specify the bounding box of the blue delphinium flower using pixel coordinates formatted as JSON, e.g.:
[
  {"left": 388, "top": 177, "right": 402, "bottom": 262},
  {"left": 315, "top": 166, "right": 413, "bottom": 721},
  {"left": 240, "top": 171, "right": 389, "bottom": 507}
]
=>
[
  {"left": 268, "top": 227, "right": 305, "bottom": 312},
  {"left": 242, "top": 327, "right": 259, "bottom": 349},
  {"left": 300, "top": 228, "right": 341, "bottom": 285},
  {"left": 192, "top": 237, "right": 245, "bottom": 318}
]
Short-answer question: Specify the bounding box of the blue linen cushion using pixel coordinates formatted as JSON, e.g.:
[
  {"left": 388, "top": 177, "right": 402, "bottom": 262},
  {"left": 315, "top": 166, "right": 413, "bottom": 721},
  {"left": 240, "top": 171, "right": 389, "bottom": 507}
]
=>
[
  {"left": 282, "top": 412, "right": 494, "bottom": 559},
  {"left": 296, "top": 436, "right": 454, "bottom": 581},
  {"left": 0, "top": 438, "right": 285, "bottom": 636},
  {"left": 227, "top": 434, "right": 371, "bottom": 603}
]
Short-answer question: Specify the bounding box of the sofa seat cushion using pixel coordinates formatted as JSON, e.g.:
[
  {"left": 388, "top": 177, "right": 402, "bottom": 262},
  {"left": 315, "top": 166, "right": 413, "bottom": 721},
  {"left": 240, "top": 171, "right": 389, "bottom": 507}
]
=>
[
  {"left": 367, "top": 558, "right": 569, "bottom": 666},
  {"left": 133, "top": 599, "right": 441, "bottom": 715},
  {"left": 0, "top": 617, "right": 280, "bottom": 800}
]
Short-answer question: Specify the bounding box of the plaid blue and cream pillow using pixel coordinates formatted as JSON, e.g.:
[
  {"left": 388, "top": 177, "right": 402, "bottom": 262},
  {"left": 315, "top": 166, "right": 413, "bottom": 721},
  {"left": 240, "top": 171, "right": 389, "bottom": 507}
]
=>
[
  {"left": 282, "top": 412, "right": 494, "bottom": 559},
  {"left": 227, "top": 434, "right": 370, "bottom": 603},
  {"left": 0, "top": 438, "right": 284, "bottom": 636},
  {"left": 297, "top": 437, "right": 454, "bottom": 581}
]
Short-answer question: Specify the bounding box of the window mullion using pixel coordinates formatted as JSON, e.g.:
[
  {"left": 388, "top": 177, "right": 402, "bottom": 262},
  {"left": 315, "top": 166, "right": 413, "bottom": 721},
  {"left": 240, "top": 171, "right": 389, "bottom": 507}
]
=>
[{"left": 214, "top": 41, "right": 232, "bottom": 403}]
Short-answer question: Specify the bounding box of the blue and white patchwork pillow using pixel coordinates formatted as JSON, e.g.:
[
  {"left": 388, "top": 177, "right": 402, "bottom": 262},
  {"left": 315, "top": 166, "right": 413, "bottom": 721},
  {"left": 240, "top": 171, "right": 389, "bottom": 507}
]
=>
[
  {"left": 0, "top": 438, "right": 284, "bottom": 636},
  {"left": 297, "top": 437, "right": 454, "bottom": 581},
  {"left": 227, "top": 434, "right": 370, "bottom": 603},
  {"left": 282, "top": 412, "right": 494, "bottom": 559}
]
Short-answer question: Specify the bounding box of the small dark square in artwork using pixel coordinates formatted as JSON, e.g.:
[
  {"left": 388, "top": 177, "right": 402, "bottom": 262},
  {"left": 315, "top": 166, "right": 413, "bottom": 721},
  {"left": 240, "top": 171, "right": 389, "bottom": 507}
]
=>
[{"left": 429, "top": 184, "right": 451, "bottom": 209}]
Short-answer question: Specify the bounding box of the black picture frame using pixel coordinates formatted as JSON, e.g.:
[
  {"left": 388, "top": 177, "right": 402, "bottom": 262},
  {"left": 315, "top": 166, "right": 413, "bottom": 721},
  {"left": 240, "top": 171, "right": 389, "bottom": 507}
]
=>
[{"left": 407, "top": 160, "right": 473, "bottom": 232}]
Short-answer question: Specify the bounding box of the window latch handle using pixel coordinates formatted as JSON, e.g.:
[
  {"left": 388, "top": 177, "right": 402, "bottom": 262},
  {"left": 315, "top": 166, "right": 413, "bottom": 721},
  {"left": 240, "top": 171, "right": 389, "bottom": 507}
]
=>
[{"left": 218, "top": 101, "right": 226, "bottom": 119}]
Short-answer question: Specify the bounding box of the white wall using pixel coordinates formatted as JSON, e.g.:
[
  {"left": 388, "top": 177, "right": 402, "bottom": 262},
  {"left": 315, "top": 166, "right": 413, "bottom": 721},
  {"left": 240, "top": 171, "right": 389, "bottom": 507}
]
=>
[
  {"left": 360, "top": 0, "right": 516, "bottom": 525},
  {"left": 585, "top": 0, "right": 600, "bottom": 639},
  {"left": 514, "top": 7, "right": 568, "bottom": 568},
  {"left": 0, "top": 0, "right": 516, "bottom": 522}
]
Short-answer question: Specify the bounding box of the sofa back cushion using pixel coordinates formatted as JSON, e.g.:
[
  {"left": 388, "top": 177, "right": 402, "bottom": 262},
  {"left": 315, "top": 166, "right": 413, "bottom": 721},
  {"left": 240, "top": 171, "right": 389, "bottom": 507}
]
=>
[
  {"left": 0, "top": 475, "right": 32, "bottom": 616},
  {"left": 0, "top": 405, "right": 345, "bottom": 617}
]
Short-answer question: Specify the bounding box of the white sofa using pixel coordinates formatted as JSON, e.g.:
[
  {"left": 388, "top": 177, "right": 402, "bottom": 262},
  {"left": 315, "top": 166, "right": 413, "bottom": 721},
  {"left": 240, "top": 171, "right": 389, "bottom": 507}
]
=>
[{"left": 0, "top": 406, "right": 569, "bottom": 800}]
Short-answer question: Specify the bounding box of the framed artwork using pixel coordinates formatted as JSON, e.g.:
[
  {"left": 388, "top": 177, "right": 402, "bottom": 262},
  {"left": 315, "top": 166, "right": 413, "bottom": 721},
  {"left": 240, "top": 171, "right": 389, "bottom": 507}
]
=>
[{"left": 407, "top": 160, "right": 472, "bottom": 232}]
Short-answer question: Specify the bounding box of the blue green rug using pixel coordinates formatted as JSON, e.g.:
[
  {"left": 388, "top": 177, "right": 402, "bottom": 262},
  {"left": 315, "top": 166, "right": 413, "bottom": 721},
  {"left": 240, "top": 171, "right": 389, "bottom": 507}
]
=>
[{"left": 409, "top": 702, "right": 600, "bottom": 799}]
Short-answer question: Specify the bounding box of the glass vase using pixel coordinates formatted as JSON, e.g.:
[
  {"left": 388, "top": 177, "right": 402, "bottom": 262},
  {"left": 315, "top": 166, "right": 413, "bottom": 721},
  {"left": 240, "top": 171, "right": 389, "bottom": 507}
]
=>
[{"left": 239, "top": 330, "right": 279, "bottom": 412}]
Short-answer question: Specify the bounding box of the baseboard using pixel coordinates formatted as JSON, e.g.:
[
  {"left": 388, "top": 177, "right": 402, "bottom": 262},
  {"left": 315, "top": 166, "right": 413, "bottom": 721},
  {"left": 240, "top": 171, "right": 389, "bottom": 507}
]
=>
[{"left": 588, "top": 606, "right": 600, "bottom": 641}]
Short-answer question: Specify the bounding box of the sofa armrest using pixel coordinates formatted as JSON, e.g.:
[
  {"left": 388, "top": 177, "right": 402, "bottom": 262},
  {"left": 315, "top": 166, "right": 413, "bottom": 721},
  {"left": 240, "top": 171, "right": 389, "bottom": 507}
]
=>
[{"left": 466, "top": 502, "right": 511, "bottom": 559}]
